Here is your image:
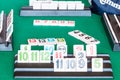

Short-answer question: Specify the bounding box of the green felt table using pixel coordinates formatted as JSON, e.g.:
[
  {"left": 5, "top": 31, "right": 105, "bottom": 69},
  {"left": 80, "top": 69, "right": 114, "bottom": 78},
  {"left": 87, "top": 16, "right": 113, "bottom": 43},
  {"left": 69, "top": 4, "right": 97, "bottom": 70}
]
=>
[{"left": 0, "top": 0, "right": 120, "bottom": 80}]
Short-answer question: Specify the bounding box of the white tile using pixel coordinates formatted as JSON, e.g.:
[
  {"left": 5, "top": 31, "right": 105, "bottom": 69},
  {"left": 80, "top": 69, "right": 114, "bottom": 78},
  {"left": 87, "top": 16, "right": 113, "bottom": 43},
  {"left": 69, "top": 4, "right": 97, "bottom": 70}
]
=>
[
  {"left": 64, "top": 58, "right": 76, "bottom": 72},
  {"left": 75, "top": 1, "right": 82, "bottom": 4},
  {"left": 0, "top": 11, "right": 4, "bottom": 33},
  {"left": 73, "top": 45, "right": 84, "bottom": 56},
  {"left": 33, "top": 2, "right": 41, "bottom": 9},
  {"left": 41, "top": 3, "right": 50, "bottom": 10},
  {"left": 76, "top": 58, "right": 87, "bottom": 72},
  {"left": 6, "top": 24, "right": 13, "bottom": 41},
  {"left": 57, "top": 44, "right": 67, "bottom": 56},
  {"left": 53, "top": 50, "right": 64, "bottom": 62},
  {"left": 28, "top": 38, "right": 39, "bottom": 46},
  {"left": 58, "top": 1, "right": 67, "bottom": 10},
  {"left": 56, "top": 38, "right": 66, "bottom": 44},
  {"left": 33, "top": 20, "right": 41, "bottom": 26},
  {"left": 18, "top": 50, "right": 29, "bottom": 63},
  {"left": 46, "top": 38, "right": 56, "bottom": 45},
  {"left": 89, "top": 39, "right": 100, "bottom": 45},
  {"left": 44, "top": 45, "right": 55, "bottom": 55},
  {"left": 82, "top": 35, "right": 95, "bottom": 44},
  {"left": 54, "top": 58, "right": 64, "bottom": 72},
  {"left": 29, "top": 0, "right": 36, "bottom": 6},
  {"left": 76, "top": 3, "right": 84, "bottom": 10},
  {"left": 41, "top": 2, "right": 58, "bottom": 10},
  {"left": 67, "top": 21, "right": 75, "bottom": 27},
  {"left": 20, "top": 44, "right": 31, "bottom": 50},
  {"left": 86, "top": 44, "right": 97, "bottom": 57},
  {"left": 41, "top": 20, "right": 50, "bottom": 26},
  {"left": 49, "top": 2, "right": 58, "bottom": 10},
  {"left": 29, "top": 0, "right": 52, "bottom": 6},
  {"left": 39, "top": 39, "right": 48, "bottom": 46},
  {"left": 49, "top": 20, "right": 59, "bottom": 26},
  {"left": 67, "top": 1, "right": 76, "bottom": 10},
  {"left": 7, "top": 9, "right": 13, "bottom": 31},
  {"left": 75, "top": 51, "right": 86, "bottom": 59},
  {"left": 92, "top": 58, "right": 103, "bottom": 72},
  {"left": 58, "top": 20, "right": 67, "bottom": 26},
  {"left": 29, "top": 50, "right": 40, "bottom": 63},
  {"left": 39, "top": 50, "right": 51, "bottom": 63}
]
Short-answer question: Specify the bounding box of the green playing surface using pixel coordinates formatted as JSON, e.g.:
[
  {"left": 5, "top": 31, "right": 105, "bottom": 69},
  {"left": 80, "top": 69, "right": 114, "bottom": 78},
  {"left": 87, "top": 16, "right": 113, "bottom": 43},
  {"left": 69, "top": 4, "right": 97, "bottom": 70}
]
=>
[{"left": 0, "top": 0, "right": 120, "bottom": 80}]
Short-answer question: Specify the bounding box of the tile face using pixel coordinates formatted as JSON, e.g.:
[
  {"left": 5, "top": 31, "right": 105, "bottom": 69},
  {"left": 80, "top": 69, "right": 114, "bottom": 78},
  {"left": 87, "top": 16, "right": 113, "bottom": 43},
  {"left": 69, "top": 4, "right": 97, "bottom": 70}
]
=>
[
  {"left": 64, "top": 58, "right": 76, "bottom": 72},
  {"left": 0, "top": 11, "right": 4, "bottom": 33},
  {"left": 58, "top": 1, "right": 67, "bottom": 10},
  {"left": 67, "top": 21, "right": 75, "bottom": 27},
  {"left": 7, "top": 9, "right": 13, "bottom": 31},
  {"left": 56, "top": 38, "right": 66, "bottom": 44},
  {"left": 46, "top": 38, "right": 56, "bottom": 45},
  {"left": 39, "top": 50, "right": 51, "bottom": 63},
  {"left": 18, "top": 50, "right": 29, "bottom": 63},
  {"left": 53, "top": 50, "right": 64, "bottom": 62},
  {"left": 43, "top": 20, "right": 51, "bottom": 26},
  {"left": 39, "top": 39, "right": 47, "bottom": 46},
  {"left": 33, "top": 2, "right": 41, "bottom": 9},
  {"left": 6, "top": 24, "right": 13, "bottom": 41},
  {"left": 73, "top": 45, "right": 84, "bottom": 56},
  {"left": 92, "top": 58, "right": 103, "bottom": 72},
  {"left": 33, "top": 20, "right": 42, "bottom": 26},
  {"left": 42, "top": 3, "right": 57, "bottom": 10},
  {"left": 20, "top": 44, "right": 31, "bottom": 50},
  {"left": 54, "top": 58, "right": 64, "bottom": 72},
  {"left": 86, "top": 44, "right": 97, "bottom": 57},
  {"left": 49, "top": 2, "right": 58, "bottom": 10},
  {"left": 76, "top": 3, "right": 84, "bottom": 10},
  {"left": 49, "top": 20, "right": 59, "bottom": 26},
  {"left": 29, "top": 50, "right": 40, "bottom": 63},
  {"left": 28, "top": 39, "right": 39, "bottom": 46},
  {"left": 58, "top": 20, "right": 67, "bottom": 26},
  {"left": 75, "top": 51, "right": 86, "bottom": 59},
  {"left": 76, "top": 58, "right": 87, "bottom": 72},
  {"left": 44, "top": 45, "right": 54, "bottom": 55},
  {"left": 57, "top": 44, "right": 67, "bottom": 56},
  {"left": 67, "top": 1, "right": 76, "bottom": 10}
]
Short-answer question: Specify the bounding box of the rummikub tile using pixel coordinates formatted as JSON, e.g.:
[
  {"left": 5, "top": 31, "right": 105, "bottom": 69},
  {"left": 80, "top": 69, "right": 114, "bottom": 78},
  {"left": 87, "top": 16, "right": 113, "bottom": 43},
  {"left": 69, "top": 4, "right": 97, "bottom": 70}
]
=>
[
  {"left": 7, "top": 9, "right": 13, "bottom": 31},
  {"left": 28, "top": 39, "right": 39, "bottom": 46},
  {"left": 64, "top": 58, "right": 76, "bottom": 72},
  {"left": 39, "top": 50, "right": 51, "bottom": 63},
  {"left": 56, "top": 38, "right": 66, "bottom": 44},
  {"left": 76, "top": 58, "right": 87, "bottom": 72},
  {"left": 54, "top": 58, "right": 64, "bottom": 72},
  {"left": 0, "top": 11, "right": 4, "bottom": 33},
  {"left": 33, "top": 2, "right": 41, "bottom": 9},
  {"left": 67, "top": 21, "right": 75, "bottom": 27},
  {"left": 39, "top": 39, "right": 47, "bottom": 46},
  {"left": 57, "top": 44, "right": 67, "bottom": 56},
  {"left": 20, "top": 44, "right": 31, "bottom": 51},
  {"left": 6, "top": 24, "right": 13, "bottom": 41},
  {"left": 44, "top": 45, "right": 54, "bottom": 55},
  {"left": 58, "top": 1, "right": 67, "bottom": 10},
  {"left": 29, "top": 50, "right": 40, "bottom": 63},
  {"left": 73, "top": 45, "right": 84, "bottom": 56},
  {"left": 92, "top": 58, "right": 103, "bottom": 72},
  {"left": 67, "top": 1, "right": 76, "bottom": 10},
  {"left": 86, "top": 44, "right": 97, "bottom": 57},
  {"left": 53, "top": 50, "right": 64, "bottom": 62},
  {"left": 46, "top": 38, "right": 56, "bottom": 45},
  {"left": 49, "top": 20, "right": 59, "bottom": 26},
  {"left": 18, "top": 50, "right": 29, "bottom": 63}
]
